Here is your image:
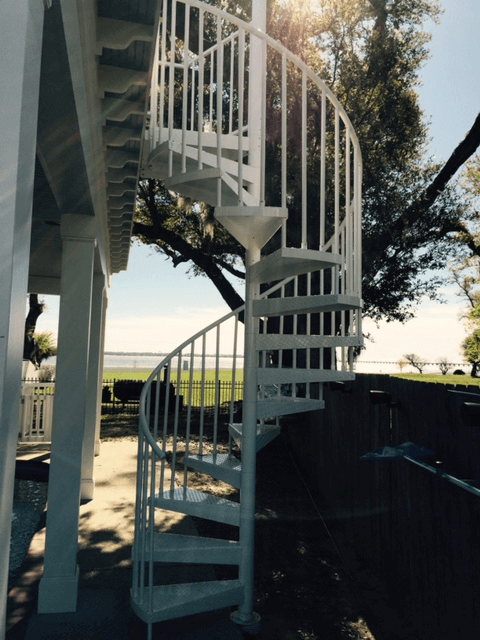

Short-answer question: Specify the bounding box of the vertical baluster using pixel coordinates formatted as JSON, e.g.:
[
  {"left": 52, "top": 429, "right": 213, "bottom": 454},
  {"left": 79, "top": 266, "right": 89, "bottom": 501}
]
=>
[
  {"left": 190, "top": 64, "right": 195, "bottom": 131},
  {"left": 152, "top": 371, "right": 163, "bottom": 495},
  {"left": 292, "top": 276, "right": 298, "bottom": 398},
  {"left": 354, "top": 142, "right": 362, "bottom": 296},
  {"left": 159, "top": 369, "right": 168, "bottom": 492},
  {"left": 301, "top": 70, "right": 307, "bottom": 248},
  {"left": 216, "top": 16, "right": 223, "bottom": 206},
  {"left": 159, "top": 0, "right": 167, "bottom": 137},
  {"left": 345, "top": 128, "right": 352, "bottom": 295},
  {"left": 199, "top": 333, "right": 206, "bottom": 454},
  {"left": 306, "top": 272, "right": 311, "bottom": 398},
  {"left": 213, "top": 324, "right": 221, "bottom": 454},
  {"left": 171, "top": 352, "right": 183, "bottom": 492},
  {"left": 260, "top": 37, "right": 267, "bottom": 205},
  {"left": 148, "top": 373, "right": 160, "bottom": 611},
  {"left": 237, "top": 29, "right": 245, "bottom": 204},
  {"left": 320, "top": 91, "right": 326, "bottom": 249},
  {"left": 209, "top": 49, "right": 214, "bottom": 129},
  {"left": 330, "top": 266, "right": 335, "bottom": 370},
  {"left": 160, "top": 363, "right": 172, "bottom": 492},
  {"left": 281, "top": 53, "right": 287, "bottom": 248},
  {"left": 150, "top": 12, "right": 159, "bottom": 146},
  {"left": 168, "top": 0, "right": 177, "bottom": 176},
  {"left": 334, "top": 107, "right": 340, "bottom": 253},
  {"left": 184, "top": 341, "right": 195, "bottom": 488},
  {"left": 279, "top": 283, "right": 284, "bottom": 384},
  {"left": 320, "top": 271, "right": 324, "bottom": 372},
  {"left": 197, "top": 7, "right": 204, "bottom": 168},
  {"left": 229, "top": 37, "right": 234, "bottom": 133},
  {"left": 181, "top": 5, "right": 190, "bottom": 173},
  {"left": 229, "top": 314, "right": 239, "bottom": 455}
]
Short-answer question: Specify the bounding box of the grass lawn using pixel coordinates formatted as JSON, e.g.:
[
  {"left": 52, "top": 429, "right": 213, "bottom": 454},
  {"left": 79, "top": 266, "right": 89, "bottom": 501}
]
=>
[
  {"left": 392, "top": 373, "right": 480, "bottom": 386},
  {"left": 102, "top": 368, "right": 244, "bottom": 383}
]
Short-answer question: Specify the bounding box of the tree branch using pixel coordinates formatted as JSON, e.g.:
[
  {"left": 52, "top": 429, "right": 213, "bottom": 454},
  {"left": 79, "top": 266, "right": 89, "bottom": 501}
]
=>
[
  {"left": 132, "top": 220, "right": 245, "bottom": 313},
  {"left": 389, "top": 113, "right": 480, "bottom": 243}
]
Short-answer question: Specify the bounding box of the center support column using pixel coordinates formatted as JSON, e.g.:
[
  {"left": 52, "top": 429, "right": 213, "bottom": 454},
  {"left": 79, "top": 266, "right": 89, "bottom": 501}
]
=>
[
  {"left": 38, "top": 215, "right": 97, "bottom": 613},
  {"left": 232, "top": 247, "right": 261, "bottom": 629}
]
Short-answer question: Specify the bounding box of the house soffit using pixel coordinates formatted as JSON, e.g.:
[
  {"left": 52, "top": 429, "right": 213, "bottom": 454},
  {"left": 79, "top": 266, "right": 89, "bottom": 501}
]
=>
[{"left": 31, "top": 0, "right": 159, "bottom": 293}]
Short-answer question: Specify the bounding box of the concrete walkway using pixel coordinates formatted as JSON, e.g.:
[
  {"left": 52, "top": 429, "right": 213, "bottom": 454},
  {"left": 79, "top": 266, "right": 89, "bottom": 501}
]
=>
[{"left": 7, "top": 438, "right": 244, "bottom": 640}]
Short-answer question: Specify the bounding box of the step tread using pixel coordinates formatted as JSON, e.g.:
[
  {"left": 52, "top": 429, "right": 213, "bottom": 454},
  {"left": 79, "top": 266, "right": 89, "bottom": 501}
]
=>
[
  {"left": 251, "top": 247, "right": 342, "bottom": 283},
  {"left": 229, "top": 422, "right": 281, "bottom": 452},
  {"left": 253, "top": 293, "right": 362, "bottom": 317},
  {"left": 131, "top": 580, "right": 244, "bottom": 624},
  {"left": 164, "top": 169, "right": 257, "bottom": 207},
  {"left": 257, "top": 368, "right": 355, "bottom": 385},
  {"left": 255, "top": 333, "right": 362, "bottom": 350},
  {"left": 187, "top": 453, "right": 241, "bottom": 472},
  {"left": 141, "top": 532, "right": 241, "bottom": 565},
  {"left": 186, "top": 453, "right": 242, "bottom": 488},
  {"left": 256, "top": 396, "right": 325, "bottom": 418},
  {"left": 158, "top": 127, "right": 251, "bottom": 151},
  {"left": 154, "top": 488, "right": 240, "bottom": 526},
  {"left": 146, "top": 139, "right": 255, "bottom": 182}
]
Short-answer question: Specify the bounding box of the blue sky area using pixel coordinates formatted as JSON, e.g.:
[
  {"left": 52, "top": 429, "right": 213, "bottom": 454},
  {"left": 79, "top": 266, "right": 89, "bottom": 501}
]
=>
[{"left": 36, "top": 0, "right": 480, "bottom": 368}]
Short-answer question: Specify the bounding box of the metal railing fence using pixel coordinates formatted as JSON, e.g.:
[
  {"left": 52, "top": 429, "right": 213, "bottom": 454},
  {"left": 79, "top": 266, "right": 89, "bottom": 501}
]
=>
[{"left": 18, "top": 377, "right": 245, "bottom": 443}]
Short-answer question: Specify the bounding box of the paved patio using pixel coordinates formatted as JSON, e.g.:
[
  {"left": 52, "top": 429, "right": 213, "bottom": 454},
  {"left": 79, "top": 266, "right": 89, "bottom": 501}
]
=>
[{"left": 7, "top": 438, "right": 243, "bottom": 640}]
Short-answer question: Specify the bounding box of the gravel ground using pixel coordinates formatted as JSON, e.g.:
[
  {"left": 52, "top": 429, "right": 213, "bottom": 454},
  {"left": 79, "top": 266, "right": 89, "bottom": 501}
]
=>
[{"left": 9, "top": 480, "right": 48, "bottom": 592}]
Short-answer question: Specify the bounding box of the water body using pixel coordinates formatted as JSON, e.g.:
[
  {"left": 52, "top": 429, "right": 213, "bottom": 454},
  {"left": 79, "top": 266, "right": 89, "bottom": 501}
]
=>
[
  {"left": 103, "top": 353, "right": 243, "bottom": 372},
  {"left": 43, "top": 353, "right": 243, "bottom": 372}
]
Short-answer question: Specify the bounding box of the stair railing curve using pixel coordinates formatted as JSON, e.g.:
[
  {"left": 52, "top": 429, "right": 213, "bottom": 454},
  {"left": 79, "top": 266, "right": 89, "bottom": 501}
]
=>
[
  {"left": 144, "top": 0, "right": 362, "bottom": 300},
  {"left": 133, "top": 300, "right": 243, "bottom": 604},
  {"left": 135, "top": 0, "right": 363, "bottom": 630}
]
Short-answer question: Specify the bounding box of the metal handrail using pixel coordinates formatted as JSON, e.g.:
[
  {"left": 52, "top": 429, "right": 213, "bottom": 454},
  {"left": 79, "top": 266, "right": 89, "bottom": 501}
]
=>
[
  {"left": 404, "top": 455, "right": 480, "bottom": 499},
  {"left": 134, "top": 1, "right": 363, "bottom": 625},
  {"left": 146, "top": 0, "right": 363, "bottom": 296}
]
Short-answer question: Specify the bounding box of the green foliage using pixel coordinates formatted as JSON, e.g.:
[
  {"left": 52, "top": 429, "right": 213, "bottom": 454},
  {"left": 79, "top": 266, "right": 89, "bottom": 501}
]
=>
[
  {"left": 135, "top": 0, "right": 478, "bottom": 323},
  {"left": 33, "top": 331, "right": 57, "bottom": 364},
  {"left": 464, "top": 153, "right": 480, "bottom": 197},
  {"left": 135, "top": 181, "right": 245, "bottom": 312},
  {"left": 463, "top": 329, "right": 480, "bottom": 367},
  {"left": 392, "top": 373, "right": 480, "bottom": 387},
  {"left": 462, "top": 300, "right": 480, "bottom": 375},
  {"left": 268, "top": 0, "right": 475, "bottom": 322}
]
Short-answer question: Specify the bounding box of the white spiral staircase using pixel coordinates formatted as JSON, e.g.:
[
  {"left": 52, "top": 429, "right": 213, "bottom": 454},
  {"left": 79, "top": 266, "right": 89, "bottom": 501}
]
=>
[{"left": 132, "top": 0, "right": 363, "bottom": 635}]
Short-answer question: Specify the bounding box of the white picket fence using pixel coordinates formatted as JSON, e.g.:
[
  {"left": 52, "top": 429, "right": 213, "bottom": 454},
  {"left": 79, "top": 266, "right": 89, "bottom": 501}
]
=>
[{"left": 18, "top": 382, "right": 55, "bottom": 443}]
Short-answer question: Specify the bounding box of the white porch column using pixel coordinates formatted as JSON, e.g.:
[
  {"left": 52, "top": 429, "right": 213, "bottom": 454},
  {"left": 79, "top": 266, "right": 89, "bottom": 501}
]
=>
[
  {"left": 81, "top": 273, "right": 107, "bottom": 500},
  {"left": 38, "top": 215, "right": 96, "bottom": 614},
  {"left": 0, "top": 1, "right": 45, "bottom": 637},
  {"left": 95, "top": 289, "right": 109, "bottom": 456}
]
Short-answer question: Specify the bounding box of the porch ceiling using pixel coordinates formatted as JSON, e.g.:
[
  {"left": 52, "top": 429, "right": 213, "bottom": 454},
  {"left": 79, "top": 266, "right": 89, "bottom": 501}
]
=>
[{"left": 29, "top": 0, "right": 158, "bottom": 294}]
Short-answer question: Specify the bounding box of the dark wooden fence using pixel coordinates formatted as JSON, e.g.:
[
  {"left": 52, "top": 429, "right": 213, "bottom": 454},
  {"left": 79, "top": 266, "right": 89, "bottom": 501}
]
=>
[{"left": 286, "top": 374, "right": 480, "bottom": 639}]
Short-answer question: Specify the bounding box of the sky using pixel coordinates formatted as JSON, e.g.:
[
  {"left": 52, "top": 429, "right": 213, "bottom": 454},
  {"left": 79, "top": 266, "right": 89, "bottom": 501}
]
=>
[{"left": 35, "top": 0, "right": 480, "bottom": 369}]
